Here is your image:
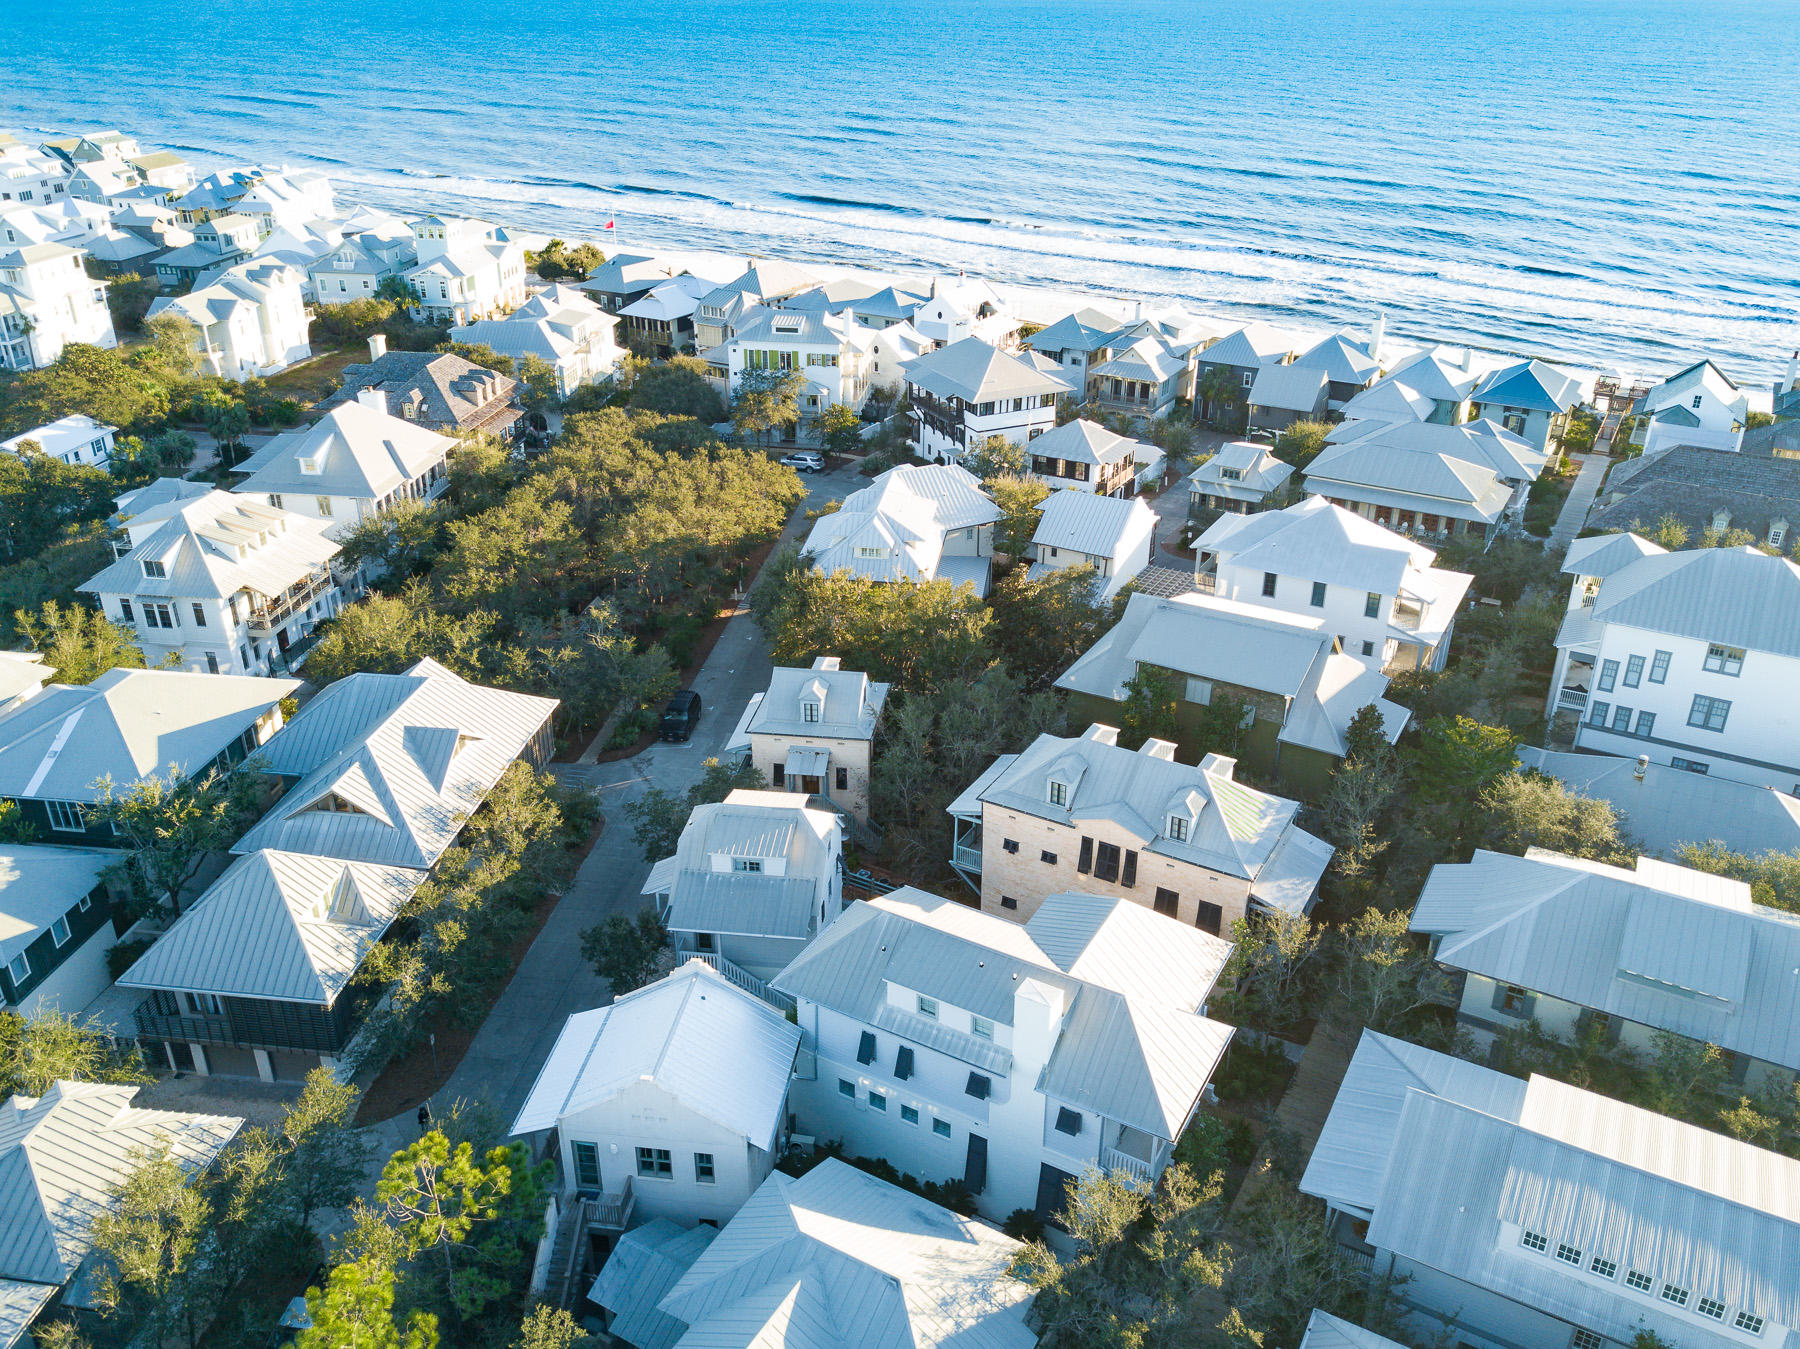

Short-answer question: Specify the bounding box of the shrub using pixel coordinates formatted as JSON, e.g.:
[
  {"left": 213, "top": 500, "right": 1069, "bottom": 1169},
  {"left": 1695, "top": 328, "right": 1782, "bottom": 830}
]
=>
[
  {"left": 108, "top": 937, "right": 155, "bottom": 980},
  {"left": 1211, "top": 1041, "right": 1293, "bottom": 1102},
  {"left": 1003, "top": 1208, "right": 1046, "bottom": 1242}
]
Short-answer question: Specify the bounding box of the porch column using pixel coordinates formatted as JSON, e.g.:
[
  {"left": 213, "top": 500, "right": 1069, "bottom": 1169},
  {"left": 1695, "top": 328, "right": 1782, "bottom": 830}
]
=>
[
  {"left": 189, "top": 1043, "right": 210, "bottom": 1076},
  {"left": 252, "top": 1049, "right": 274, "bottom": 1083}
]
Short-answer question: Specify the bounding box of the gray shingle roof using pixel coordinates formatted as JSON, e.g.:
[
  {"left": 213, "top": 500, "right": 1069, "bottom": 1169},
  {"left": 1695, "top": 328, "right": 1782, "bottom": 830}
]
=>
[
  {"left": 320, "top": 351, "right": 518, "bottom": 433},
  {"left": 1413, "top": 848, "right": 1800, "bottom": 1072},
  {"left": 116, "top": 850, "right": 419, "bottom": 1005},
  {"left": 774, "top": 888, "right": 1234, "bottom": 1139},
  {"left": 0, "top": 669, "right": 297, "bottom": 804},
  {"left": 232, "top": 659, "right": 556, "bottom": 868}
]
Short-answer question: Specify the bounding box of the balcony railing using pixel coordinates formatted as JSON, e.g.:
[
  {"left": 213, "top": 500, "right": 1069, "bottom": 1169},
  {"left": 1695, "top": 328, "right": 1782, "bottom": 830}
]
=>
[
  {"left": 133, "top": 1006, "right": 234, "bottom": 1045},
  {"left": 952, "top": 843, "right": 982, "bottom": 872},
  {"left": 1558, "top": 687, "right": 1590, "bottom": 710},
  {"left": 1392, "top": 603, "right": 1427, "bottom": 632},
  {"left": 247, "top": 566, "right": 333, "bottom": 633},
  {"left": 589, "top": 1177, "right": 634, "bottom": 1231},
  {"left": 1100, "top": 1145, "right": 1155, "bottom": 1184},
  {"left": 685, "top": 952, "right": 795, "bottom": 1015}
]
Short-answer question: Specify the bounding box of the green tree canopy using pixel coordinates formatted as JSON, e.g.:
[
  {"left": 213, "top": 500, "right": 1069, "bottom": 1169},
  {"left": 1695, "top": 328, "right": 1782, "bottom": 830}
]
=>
[
  {"left": 14, "top": 600, "right": 151, "bottom": 685},
  {"left": 0, "top": 1009, "right": 149, "bottom": 1099},
  {"left": 437, "top": 342, "right": 516, "bottom": 376},
  {"left": 815, "top": 402, "right": 864, "bottom": 456},
  {"left": 627, "top": 356, "right": 726, "bottom": 422},
  {"left": 580, "top": 909, "right": 669, "bottom": 995},
  {"left": 0, "top": 450, "right": 117, "bottom": 563},
  {"left": 985, "top": 472, "right": 1049, "bottom": 557},
  {"left": 89, "top": 766, "right": 268, "bottom": 920}
]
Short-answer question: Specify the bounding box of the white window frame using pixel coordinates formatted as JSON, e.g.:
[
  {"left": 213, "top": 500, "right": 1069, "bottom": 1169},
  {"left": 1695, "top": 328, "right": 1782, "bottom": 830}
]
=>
[
  {"left": 50, "top": 916, "right": 71, "bottom": 947},
  {"left": 916, "top": 995, "right": 938, "bottom": 1020},
  {"left": 45, "top": 800, "right": 86, "bottom": 833},
  {"left": 6, "top": 952, "right": 28, "bottom": 985}
]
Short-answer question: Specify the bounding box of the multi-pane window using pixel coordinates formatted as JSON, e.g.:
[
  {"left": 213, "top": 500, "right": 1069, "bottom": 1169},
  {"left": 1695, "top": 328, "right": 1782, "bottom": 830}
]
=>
[
  {"left": 1736, "top": 1311, "right": 1765, "bottom": 1335},
  {"left": 1261, "top": 572, "right": 1278, "bottom": 598},
  {"left": 1597, "top": 659, "right": 1618, "bottom": 692},
  {"left": 191, "top": 603, "right": 207, "bottom": 627},
  {"left": 1659, "top": 1283, "right": 1690, "bottom": 1307},
  {"left": 900, "top": 1104, "right": 919, "bottom": 1124},
  {"left": 694, "top": 1152, "right": 715, "bottom": 1183},
  {"left": 1704, "top": 643, "right": 1745, "bottom": 676},
  {"left": 1688, "top": 694, "right": 1731, "bottom": 731},
  {"left": 572, "top": 1140, "right": 600, "bottom": 1189},
  {"left": 1623, "top": 654, "right": 1644, "bottom": 687},
  {"left": 1364, "top": 591, "right": 1382, "bottom": 618},
  {"left": 1499, "top": 984, "right": 1531, "bottom": 1013},
  {"left": 1168, "top": 815, "right": 1188, "bottom": 842},
  {"left": 868, "top": 1090, "right": 886, "bottom": 1111},
  {"left": 1625, "top": 1270, "right": 1655, "bottom": 1292},
  {"left": 1649, "top": 650, "right": 1671, "bottom": 683},
  {"left": 1696, "top": 1297, "right": 1727, "bottom": 1320},
  {"left": 635, "top": 1147, "right": 673, "bottom": 1178},
  {"left": 733, "top": 858, "right": 763, "bottom": 873},
  {"left": 119, "top": 599, "right": 133, "bottom": 622},
  {"left": 1093, "top": 842, "right": 1121, "bottom": 882},
  {"left": 1635, "top": 711, "right": 1656, "bottom": 738},
  {"left": 145, "top": 602, "right": 177, "bottom": 629},
  {"left": 1048, "top": 781, "right": 1068, "bottom": 807},
  {"left": 1588, "top": 701, "right": 1610, "bottom": 727},
  {"left": 50, "top": 917, "right": 70, "bottom": 947},
  {"left": 1589, "top": 1256, "right": 1617, "bottom": 1279},
  {"left": 1570, "top": 1331, "right": 1603, "bottom": 1349},
  {"left": 970, "top": 1015, "right": 993, "bottom": 1040},
  {"left": 45, "top": 801, "right": 85, "bottom": 832},
  {"left": 801, "top": 701, "right": 819, "bottom": 722},
  {"left": 932, "top": 1117, "right": 952, "bottom": 1138},
  {"left": 1310, "top": 581, "right": 1327, "bottom": 608},
  {"left": 1520, "top": 1230, "right": 1548, "bottom": 1252},
  {"left": 1555, "top": 1243, "right": 1582, "bottom": 1266},
  {"left": 1672, "top": 757, "right": 1710, "bottom": 775},
  {"left": 1611, "top": 705, "right": 1632, "bottom": 732},
  {"left": 6, "top": 953, "right": 28, "bottom": 984},
  {"left": 916, "top": 995, "right": 938, "bottom": 1019},
  {"left": 142, "top": 558, "right": 166, "bottom": 578},
  {"left": 186, "top": 992, "right": 223, "bottom": 1015},
  {"left": 838, "top": 1078, "right": 856, "bottom": 1098}
]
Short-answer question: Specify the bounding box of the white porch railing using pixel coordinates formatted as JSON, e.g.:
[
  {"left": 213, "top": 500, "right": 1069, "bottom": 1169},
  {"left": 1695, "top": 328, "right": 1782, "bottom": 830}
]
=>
[
  {"left": 687, "top": 952, "right": 796, "bottom": 1015},
  {"left": 1100, "top": 1145, "right": 1154, "bottom": 1184}
]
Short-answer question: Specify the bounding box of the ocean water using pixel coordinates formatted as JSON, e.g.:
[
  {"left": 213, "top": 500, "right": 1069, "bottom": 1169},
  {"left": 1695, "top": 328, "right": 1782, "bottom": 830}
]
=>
[{"left": 6, "top": 0, "right": 1799, "bottom": 381}]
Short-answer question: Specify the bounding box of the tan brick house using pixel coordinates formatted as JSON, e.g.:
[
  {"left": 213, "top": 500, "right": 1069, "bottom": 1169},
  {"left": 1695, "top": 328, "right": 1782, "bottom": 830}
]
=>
[{"left": 728, "top": 656, "right": 889, "bottom": 825}]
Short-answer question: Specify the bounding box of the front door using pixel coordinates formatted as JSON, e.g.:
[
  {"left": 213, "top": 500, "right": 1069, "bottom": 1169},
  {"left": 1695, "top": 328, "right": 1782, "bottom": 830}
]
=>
[
  {"left": 572, "top": 1140, "right": 601, "bottom": 1193},
  {"left": 801, "top": 774, "right": 822, "bottom": 795}
]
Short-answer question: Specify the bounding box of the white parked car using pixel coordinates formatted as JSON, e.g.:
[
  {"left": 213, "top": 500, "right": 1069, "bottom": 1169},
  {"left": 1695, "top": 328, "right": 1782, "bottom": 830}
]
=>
[{"left": 780, "top": 452, "right": 825, "bottom": 473}]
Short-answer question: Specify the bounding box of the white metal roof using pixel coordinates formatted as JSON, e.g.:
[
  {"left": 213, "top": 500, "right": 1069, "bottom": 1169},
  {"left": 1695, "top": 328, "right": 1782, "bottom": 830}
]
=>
[
  {"left": 1588, "top": 545, "right": 1800, "bottom": 659},
  {"left": 116, "top": 850, "right": 419, "bottom": 1005},
  {"left": 1248, "top": 362, "right": 1329, "bottom": 412},
  {"left": 0, "top": 846, "right": 121, "bottom": 965},
  {"left": 0, "top": 415, "right": 117, "bottom": 460},
  {"left": 1024, "top": 417, "right": 1137, "bottom": 467},
  {"left": 1187, "top": 440, "right": 1294, "bottom": 499},
  {"left": 802, "top": 464, "right": 998, "bottom": 586},
  {"left": 1195, "top": 496, "right": 1454, "bottom": 597},
  {"left": 232, "top": 402, "right": 455, "bottom": 502},
  {"left": 81, "top": 490, "right": 340, "bottom": 602},
  {"left": 900, "top": 336, "right": 1070, "bottom": 405},
  {"left": 657, "top": 1158, "right": 1036, "bottom": 1349},
  {"left": 0, "top": 1082, "right": 240, "bottom": 1290},
  {"left": 0, "top": 668, "right": 297, "bottom": 804},
  {"left": 1030, "top": 490, "right": 1156, "bottom": 561},
  {"left": 233, "top": 658, "right": 556, "bottom": 869},
  {"left": 509, "top": 960, "right": 800, "bottom": 1148},
  {"left": 1299, "top": 1309, "right": 1409, "bottom": 1349},
  {"left": 589, "top": 1219, "right": 716, "bottom": 1349},
  {"left": 746, "top": 660, "right": 887, "bottom": 741},
  {"left": 1560, "top": 530, "right": 1668, "bottom": 580}
]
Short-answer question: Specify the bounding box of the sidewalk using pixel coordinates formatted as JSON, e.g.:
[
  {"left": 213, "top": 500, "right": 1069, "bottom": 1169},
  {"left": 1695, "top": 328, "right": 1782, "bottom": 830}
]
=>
[{"left": 1549, "top": 451, "right": 1608, "bottom": 548}]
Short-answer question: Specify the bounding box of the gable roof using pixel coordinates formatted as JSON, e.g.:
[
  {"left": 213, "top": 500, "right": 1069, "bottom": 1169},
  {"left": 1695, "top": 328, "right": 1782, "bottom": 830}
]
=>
[
  {"left": 1413, "top": 848, "right": 1800, "bottom": 1073},
  {"left": 1023, "top": 308, "right": 1123, "bottom": 356},
  {"left": 745, "top": 660, "right": 888, "bottom": 741},
  {"left": 1377, "top": 349, "right": 1483, "bottom": 403},
  {"left": 0, "top": 669, "right": 296, "bottom": 805},
  {"left": 80, "top": 491, "right": 339, "bottom": 602},
  {"left": 0, "top": 655, "right": 52, "bottom": 710},
  {"left": 1186, "top": 440, "right": 1294, "bottom": 499},
  {"left": 1291, "top": 333, "right": 1380, "bottom": 388},
  {"left": 801, "top": 464, "right": 998, "bottom": 586},
  {"left": 0, "top": 1082, "right": 239, "bottom": 1293},
  {"left": 1305, "top": 440, "right": 1513, "bottom": 522},
  {"left": 321, "top": 351, "right": 518, "bottom": 432},
  {"left": 657, "top": 790, "right": 839, "bottom": 940},
  {"left": 1559, "top": 530, "right": 1668, "bottom": 580},
  {"left": 116, "top": 850, "right": 419, "bottom": 1005},
  {"left": 510, "top": 959, "right": 800, "bottom": 1146},
  {"left": 1196, "top": 496, "right": 1449, "bottom": 596},
  {"left": 0, "top": 846, "right": 120, "bottom": 966},
  {"left": 1031, "top": 490, "right": 1155, "bottom": 560},
  {"left": 657, "top": 1158, "right": 1035, "bottom": 1349},
  {"left": 900, "top": 337, "right": 1070, "bottom": 404},
  {"left": 1300, "top": 1309, "right": 1411, "bottom": 1349},
  {"left": 1586, "top": 545, "right": 1800, "bottom": 657},
  {"left": 1514, "top": 747, "right": 1800, "bottom": 860},
  {"left": 1471, "top": 358, "right": 1583, "bottom": 414},
  {"left": 232, "top": 402, "right": 455, "bottom": 501},
  {"left": 1025, "top": 417, "right": 1137, "bottom": 467},
  {"left": 232, "top": 659, "right": 556, "bottom": 868},
  {"left": 775, "top": 888, "right": 1234, "bottom": 1138},
  {"left": 1248, "top": 362, "right": 1329, "bottom": 412},
  {"left": 1324, "top": 417, "right": 1547, "bottom": 484},
  {"left": 589, "top": 1219, "right": 717, "bottom": 1349},
  {"left": 1337, "top": 376, "right": 1437, "bottom": 425},
  {"left": 1196, "top": 323, "right": 1299, "bottom": 369}
]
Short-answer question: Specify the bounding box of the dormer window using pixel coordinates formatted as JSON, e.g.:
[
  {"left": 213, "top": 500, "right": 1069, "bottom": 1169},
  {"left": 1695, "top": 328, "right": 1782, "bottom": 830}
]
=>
[
  {"left": 141, "top": 559, "right": 165, "bottom": 578},
  {"left": 1168, "top": 815, "right": 1189, "bottom": 842},
  {"left": 1770, "top": 518, "right": 1788, "bottom": 548},
  {"left": 733, "top": 858, "right": 763, "bottom": 873},
  {"left": 802, "top": 701, "right": 820, "bottom": 723},
  {"left": 855, "top": 546, "right": 887, "bottom": 558},
  {"left": 297, "top": 455, "right": 321, "bottom": 475},
  {"left": 1048, "top": 780, "right": 1068, "bottom": 807}
]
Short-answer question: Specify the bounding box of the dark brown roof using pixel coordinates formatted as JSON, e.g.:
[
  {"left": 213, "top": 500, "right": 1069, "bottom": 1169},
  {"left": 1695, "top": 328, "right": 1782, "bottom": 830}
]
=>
[
  {"left": 1589, "top": 444, "right": 1800, "bottom": 540},
  {"left": 322, "top": 351, "right": 518, "bottom": 433}
]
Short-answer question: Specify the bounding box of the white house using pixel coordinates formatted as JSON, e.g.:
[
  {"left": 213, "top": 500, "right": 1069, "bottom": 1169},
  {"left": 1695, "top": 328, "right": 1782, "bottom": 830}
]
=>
[
  {"left": 727, "top": 656, "right": 889, "bottom": 824},
  {"left": 947, "top": 723, "right": 1332, "bottom": 932},
  {"left": 1, "top": 415, "right": 116, "bottom": 470},
  {"left": 1469, "top": 358, "right": 1586, "bottom": 454},
  {"left": 510, "top": 959, "right": 801, "bottom": 1228},
  {"left": 589, "top": 1158, "right": 1036, "bottom": 1349},
  {"left": 800, "top": 462, "right": 1001, "bottom": 595},
  {"left": 862, "top": 317, "right": 930, "bottom": 398},
  {"left": 0, "top": 241, "right": 115, "bottom": 372},
  {"left": 774, "top": 887, "right": 1235, "bottom": 1225},
  {"left": 641, "top": 789, "right": 842, "bottom": 982},
  {"left": 1187, "top": 440, "right": 1295, "bottom": 518},
  {"left": 450, "top": 284, "right": 623, "bottom": 395},
  {"left": 1027, "top": 490, "right": 1156, "bottom": 600},
  {"left": 403, "top": 215, "right": 527, "bottom": 324},
  {"left": 0, "top": 845, "right": 123, "bottom": 1017},
  {"left": 1024, "top": 417, "right": 1142, "bottom": 497},
  {"left": 1412, "top": 847, "right": 1800, "bottom": 1094},
  {"left": 232, "top": 395, "right": 457, "bottom": 540},
  {"left": 1301, "top": 1029, "right": 1800, "bottom": 1349},
  {"left": 1023, "top": 306, "right": 1133, "bottom": 388},
  {"left": 712, "top": 304, "right": 873, "bottom": 425},
  {"left": 1194, "top": 497, "right": 1474, "bottom": 672},
  {"left": 1636, "top": 359, "right": 1749, "bottom": 457},
  {"left": 1547, "top": 534, "right": 1800, "bottom": 790},
  {"left": 305, "top": 227, "right": 416, "bottom": 305},
  {"left": 1305, "top": 418, "right": 1547, "bottom": 544},
  {"left": 906, "top": 273, "right": 1014, "bottom": 348},
  {"left": 80, "top": 490, "right": 343, "bottom": 676},
  {"left": 0, "top": 1083, "right": 240, "bottom": 1349},
  {"left": 690, "top": 258, "right": 820, "bottom": 349},
  {"left": 0, "top": 135, "right": 71, "bottom": 208},
  {"left": 901, "top": 337, "right": 1070, "bottom": 463},
  {"left": 1341, "top": 347, "right": 1484, "bottom": 427},
  {"left": 232, "top": 169, "right": 336, "bottom": 237},
  {"left": 145, "top": 258, "right": 311, "bottom": 378},
  {"left": 1055, "top": 591, "right": 1410, "bottom": 794}
]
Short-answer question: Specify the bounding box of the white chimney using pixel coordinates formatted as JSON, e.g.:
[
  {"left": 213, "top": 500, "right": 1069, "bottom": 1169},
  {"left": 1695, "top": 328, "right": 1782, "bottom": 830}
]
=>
[
  {"left": 1138, "top": 738, "right": 1178, "bottom": 762},
  {"left": 1082, "top": 723, "right": 1120, "bottom": 747},
  {"left": 356, "top": 387, "right": 389, "bottom": 416},
  {"left": 1460, "top": 346, "right": 1474, "bottom": 373},
  {"left": 1634, "top": 754, "right": 1649, "bottom": 781},
  {"left": 367, "top": 332, "right": 388, "bottom": 361},
  {"left": 811, "top": 655, "right": 842, "bottom": 671},
  {"left": 1132, "top": 299, "right": 1145, "bottom": 321},
  {"left": 1199, "top": 752, "right": 1238, "bottom": 779},
  {"left": 1786, "top": 350, "right": 1798, "bottom": 393},
  {"left": 1368, "top": 312, "right": 1385, "bottom": 361},
  {"left": 1012, "top": 978, "right": 1066, "bottom": 1068}
]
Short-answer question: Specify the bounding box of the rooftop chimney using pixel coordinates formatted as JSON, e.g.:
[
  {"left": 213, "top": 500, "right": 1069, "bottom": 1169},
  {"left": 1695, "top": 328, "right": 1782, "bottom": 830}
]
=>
[
  {"left": 1634, "top": 754, "right": 1649, "bottom": 781},
  {"left": 367, "top": 332, "right": 388, "bottom": 361},
  {"left": 1369, "top": 312, "right": 1385, "bottom": 361},
  {"left": 356, "top": 387, "right": 389, "bottom": 416},
  {"left": 1460, "top": 346, "right": 1474, "bottom": 373},
  {"left": 1012, "top": 979, "right": 1066, "bottom": 1068},
  {"left": 1138, "top": 738, "right": 1178, "bottom": 761},
  {"left": 1199, "top": 752, "right": 1238, "bottom": 779},
  {"left": 1082, "top": 723, "right": 1121, "bottom": 747},
  {"left": 811, "top": 655, "right": 842, "bottom": 671},
  {"left": 1786, "top": 350, "right": 1799, "bottom": 393}
]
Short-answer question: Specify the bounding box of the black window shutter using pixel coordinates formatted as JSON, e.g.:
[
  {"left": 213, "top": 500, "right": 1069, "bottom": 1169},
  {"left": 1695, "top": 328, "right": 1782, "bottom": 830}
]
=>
[
  {"left": 965, "top": 1134, "right": 989, "bottom": 1194},
  {"left": 1194, "top": 901, "right": 1224, "bottom": 935},
  {"left": 856, "top": 1030, "right": 876, "bottom": 1065},
  {"left": 1077, "top": 837, "right": 1093, "bottom": 874},
  {"left": 894, "top": 1045, "right": 914, "bottom": 1080},
  {"left": 1121, "top": 850, "right": 1137, "bottom": 888},
  {"left": 1054, "top": 1107, "right": 1083, "bottom": 1136},
  {"left": 965, "top": 1071, "right": 991, "bottom": 1100}
]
